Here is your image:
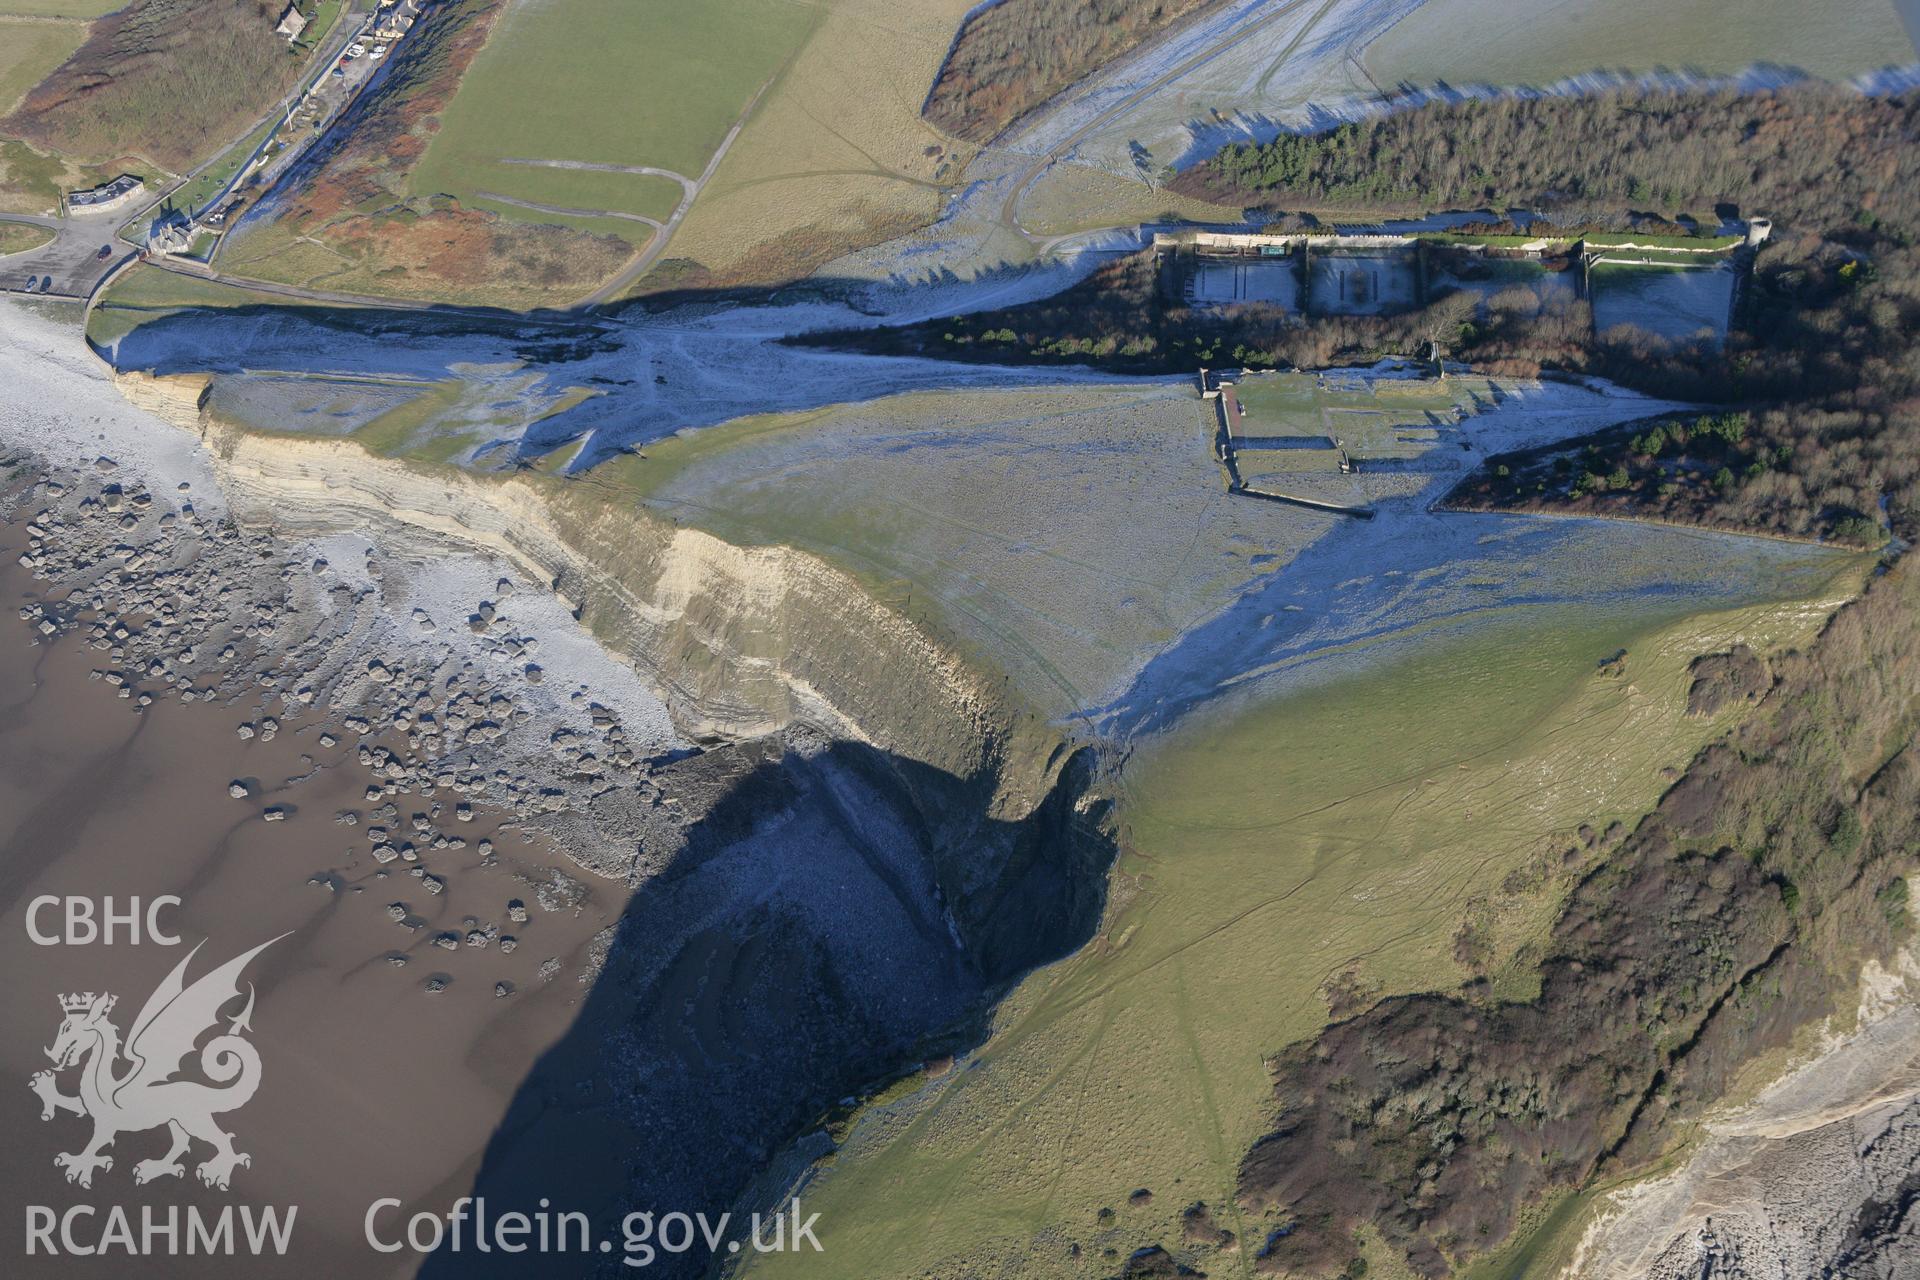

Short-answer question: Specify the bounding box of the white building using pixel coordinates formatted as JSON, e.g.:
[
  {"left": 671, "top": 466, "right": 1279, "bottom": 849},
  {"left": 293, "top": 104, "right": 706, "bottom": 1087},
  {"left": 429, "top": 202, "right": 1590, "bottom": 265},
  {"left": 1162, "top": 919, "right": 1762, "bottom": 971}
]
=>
[{"left": 65, "top": 174, "right": 144, "bottom": 214}]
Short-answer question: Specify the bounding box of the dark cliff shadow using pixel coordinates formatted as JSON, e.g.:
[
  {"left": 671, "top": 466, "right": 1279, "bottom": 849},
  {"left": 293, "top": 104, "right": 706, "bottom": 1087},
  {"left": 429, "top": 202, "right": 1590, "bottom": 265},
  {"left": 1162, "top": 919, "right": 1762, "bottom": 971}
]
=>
[{"left": 413, "top": 734, "right": 1113, "bottom": 1279}]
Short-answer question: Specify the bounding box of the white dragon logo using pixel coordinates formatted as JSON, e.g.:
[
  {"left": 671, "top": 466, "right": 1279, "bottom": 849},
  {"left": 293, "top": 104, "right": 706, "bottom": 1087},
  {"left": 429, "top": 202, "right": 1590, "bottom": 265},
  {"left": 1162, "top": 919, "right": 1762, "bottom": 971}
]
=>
[{"left": 28, "top": 935, "right": 285, "bottom": 1191}]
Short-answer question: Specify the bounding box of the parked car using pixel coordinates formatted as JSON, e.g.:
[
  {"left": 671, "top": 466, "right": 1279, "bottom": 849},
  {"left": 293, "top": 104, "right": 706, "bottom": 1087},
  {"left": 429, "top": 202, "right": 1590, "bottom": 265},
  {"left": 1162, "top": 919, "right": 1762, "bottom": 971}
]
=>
[
  {"left": 39, "top": 276, "right": 54, "bottom": 292},
  {"left": 96, "top": 244, "right": 113, "bottom": 260}
]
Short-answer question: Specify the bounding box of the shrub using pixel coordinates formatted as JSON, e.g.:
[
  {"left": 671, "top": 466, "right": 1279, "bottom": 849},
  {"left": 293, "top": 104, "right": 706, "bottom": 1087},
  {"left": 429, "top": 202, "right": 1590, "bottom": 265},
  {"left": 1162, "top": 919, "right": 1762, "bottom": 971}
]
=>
[
  {"left": 1830, "top": 514, "right": 1885, "bottom": 546},
  {"left": 1879, "top": 878, "right": 1911, "bottom": 929}
]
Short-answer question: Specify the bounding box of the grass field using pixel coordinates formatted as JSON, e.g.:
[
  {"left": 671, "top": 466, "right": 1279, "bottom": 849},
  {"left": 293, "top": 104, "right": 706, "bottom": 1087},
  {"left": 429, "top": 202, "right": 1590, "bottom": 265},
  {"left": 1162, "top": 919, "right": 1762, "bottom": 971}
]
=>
[
  {"left": 1018, "top": 162, "right": 1244, "bottom": 239},
  {"left": 655, "top": 0, "right": 974, "bottom": 290},
  {"left": 85, "top": 261, "right": 330, "bottom": 344},
  {"left": 300, "top": 0, "right": 342, "bottom": 49},
  {"left": 750, "top": 552, "right": 1863, "bottom": 1280},
  {"left": 1365, "top": 0, "right": 1915, "bottom": 89},
  {"left": 408, "top": 0, "right": 817, "bottom": 247},
  {"left": 0, "top": 0, "right": 124, "bottom": 14},
  {"left": 209, "top": 0, "right": 974, "bottom": 300},
  {"left": 1582, "top": 232, "right": 1742, "bottom": 250},
  {"left": 0, "top": 18, "right": 86, "bottom": 116},
  {"left": 464, "top": 169, "right": 688, "bottom": 240},
  {"left": 589, "top": 383, "right": 1293, "bottom": 712},
  {"left": 0, "top": 219, "right": 53, "bottom": 254},
  {"left": 0, "top": 136, "right": 119, "bottom": 214},
  {"left": 1233, "top": 450, "right": 1346, "bottom": 480},
  {"left": 1233, "top": 368, "right": 1465, "bottom": 462}
]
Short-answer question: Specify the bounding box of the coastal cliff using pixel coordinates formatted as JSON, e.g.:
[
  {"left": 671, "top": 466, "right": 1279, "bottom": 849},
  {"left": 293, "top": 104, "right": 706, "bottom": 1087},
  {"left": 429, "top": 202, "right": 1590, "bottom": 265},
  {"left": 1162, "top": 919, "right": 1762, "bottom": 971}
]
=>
[
  {"left": 117, "top": 367, "right": 1108, "bottom": 979},
  {"left": 1568, "top": 928, "right": 1920, "bottom": 1279},
  {"left": 88, "top": 366, "right": 1122, "bottom": 1274}
]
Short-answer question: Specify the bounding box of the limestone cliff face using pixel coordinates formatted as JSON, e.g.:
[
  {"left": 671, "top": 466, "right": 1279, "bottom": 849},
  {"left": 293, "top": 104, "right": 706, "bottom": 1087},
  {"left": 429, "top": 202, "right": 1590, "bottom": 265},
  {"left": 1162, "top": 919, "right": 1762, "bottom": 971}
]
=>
[
  {"left": 1568, "top": 940, "right": 1920, "bottom": 1280},
  {"left": 119, "top": 370, "right": 1106, "bottom": 981}
]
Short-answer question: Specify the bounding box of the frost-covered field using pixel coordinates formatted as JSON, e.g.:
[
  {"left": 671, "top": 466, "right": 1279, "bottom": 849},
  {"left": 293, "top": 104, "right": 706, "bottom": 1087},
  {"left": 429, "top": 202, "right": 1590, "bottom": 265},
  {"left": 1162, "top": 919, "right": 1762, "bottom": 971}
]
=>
[
  {"left": 583, "top": 363, "right": 1835, "bottom": 727},
  {"left": 1190, "top": 256, "right": 1300, "bottom": 306},
  {"left": 613, "top": 381, "right": 1272, "bottom": 713},
  {"left": 812, "top": 0, "right": 1423, "bottom": 289},
  {"left": 1592, "top": 260, "right": 1736, "bottom": 344},
  {"left": 103, "top": 291, "right": 1136, "bottom": 469},
  {"left": 1366, "top": 0, "right": 1917, "bottom": 92},
  {"left": 86, "top": 270, "right": 1836, "bottom": 728},
  {"left": 1088, "top": 369, "right": 1852, "bottom": 736},
  {"left": 1308, "top": 248, "right": 1419, "bottom": 313}
]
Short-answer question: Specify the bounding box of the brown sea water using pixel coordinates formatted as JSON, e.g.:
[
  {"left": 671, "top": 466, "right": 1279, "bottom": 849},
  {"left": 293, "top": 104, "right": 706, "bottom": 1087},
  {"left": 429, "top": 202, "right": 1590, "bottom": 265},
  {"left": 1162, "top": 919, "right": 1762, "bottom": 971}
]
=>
[{"left": 0, "top": 503, "right": 632, "bottom": 1277}]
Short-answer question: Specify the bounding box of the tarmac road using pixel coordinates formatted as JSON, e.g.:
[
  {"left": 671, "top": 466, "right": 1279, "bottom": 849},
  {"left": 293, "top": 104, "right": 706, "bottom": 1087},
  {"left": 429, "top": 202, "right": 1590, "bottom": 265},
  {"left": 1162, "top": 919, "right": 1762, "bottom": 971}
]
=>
[{"left": 0, "top": 208, "right": 130, "bottom": 301}]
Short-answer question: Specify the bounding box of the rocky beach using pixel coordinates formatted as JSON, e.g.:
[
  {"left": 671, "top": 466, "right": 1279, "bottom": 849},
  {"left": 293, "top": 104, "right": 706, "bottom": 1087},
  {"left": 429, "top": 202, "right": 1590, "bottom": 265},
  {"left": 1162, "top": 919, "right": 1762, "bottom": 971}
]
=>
[
  {"left": 0, "top": 298, "right": 690, "bottom": 1275},
  {"left": 0, "top": 495, "right": 639, "bottom": 1276}
]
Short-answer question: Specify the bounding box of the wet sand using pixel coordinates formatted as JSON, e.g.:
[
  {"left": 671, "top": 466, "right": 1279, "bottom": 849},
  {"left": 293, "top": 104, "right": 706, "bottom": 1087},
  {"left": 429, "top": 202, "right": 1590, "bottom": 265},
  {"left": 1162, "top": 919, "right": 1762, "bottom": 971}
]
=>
[{"left": 0, "top": 511, "right": 632, "bottom": 1277}]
